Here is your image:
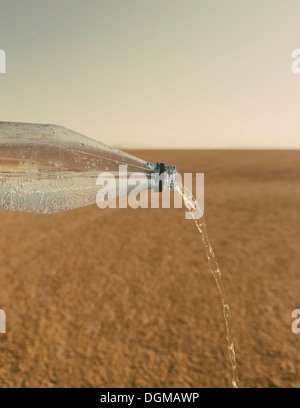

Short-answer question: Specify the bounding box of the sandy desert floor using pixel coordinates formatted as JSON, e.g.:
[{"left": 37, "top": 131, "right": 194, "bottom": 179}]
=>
[{"left": 0, "top": 149, "right": 299, "bottom": 388}]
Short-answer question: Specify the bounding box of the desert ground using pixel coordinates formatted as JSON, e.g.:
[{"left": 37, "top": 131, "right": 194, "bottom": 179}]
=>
[{"left": 0, "top": 149, "right": 299, "bottom": 388}]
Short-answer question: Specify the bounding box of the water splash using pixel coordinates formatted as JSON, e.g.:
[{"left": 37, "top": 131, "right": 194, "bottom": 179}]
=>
[{"left": 176, "top": 183, "right": 239, "bottom": 388}]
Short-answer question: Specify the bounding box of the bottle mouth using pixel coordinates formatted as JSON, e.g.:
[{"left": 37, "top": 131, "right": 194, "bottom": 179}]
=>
[{"left": 148, "top": 161, "right": 177, "bottom": 192}]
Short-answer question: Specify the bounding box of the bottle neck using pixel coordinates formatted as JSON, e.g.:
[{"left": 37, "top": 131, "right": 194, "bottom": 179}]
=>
[{"left": 148, "top": 162, "right": 177, "bottom": 192}]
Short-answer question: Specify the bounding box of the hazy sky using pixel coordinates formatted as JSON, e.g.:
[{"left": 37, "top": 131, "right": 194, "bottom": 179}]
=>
[{"left": 0, "top": 0, "right": 300, "bottom": 148}]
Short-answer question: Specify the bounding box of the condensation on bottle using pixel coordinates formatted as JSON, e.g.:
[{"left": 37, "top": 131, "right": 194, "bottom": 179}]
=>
[{"left": 0, "top": 122, "right": 176, "bottom": 214}]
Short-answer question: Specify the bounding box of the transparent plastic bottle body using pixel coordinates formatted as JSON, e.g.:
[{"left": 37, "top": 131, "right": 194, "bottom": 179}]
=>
[{"left": 0, "top": 122, "right": 176, "bottom": 214}]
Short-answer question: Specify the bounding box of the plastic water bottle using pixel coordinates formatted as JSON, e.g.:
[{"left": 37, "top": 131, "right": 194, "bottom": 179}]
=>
[{"left": 0, "top": 122, "right": 176, "bottom": 214}]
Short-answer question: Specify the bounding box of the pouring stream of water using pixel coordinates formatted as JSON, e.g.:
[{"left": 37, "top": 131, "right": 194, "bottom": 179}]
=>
[{"left": 176, "top": 183, "right": 239, "bottom": 388}]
